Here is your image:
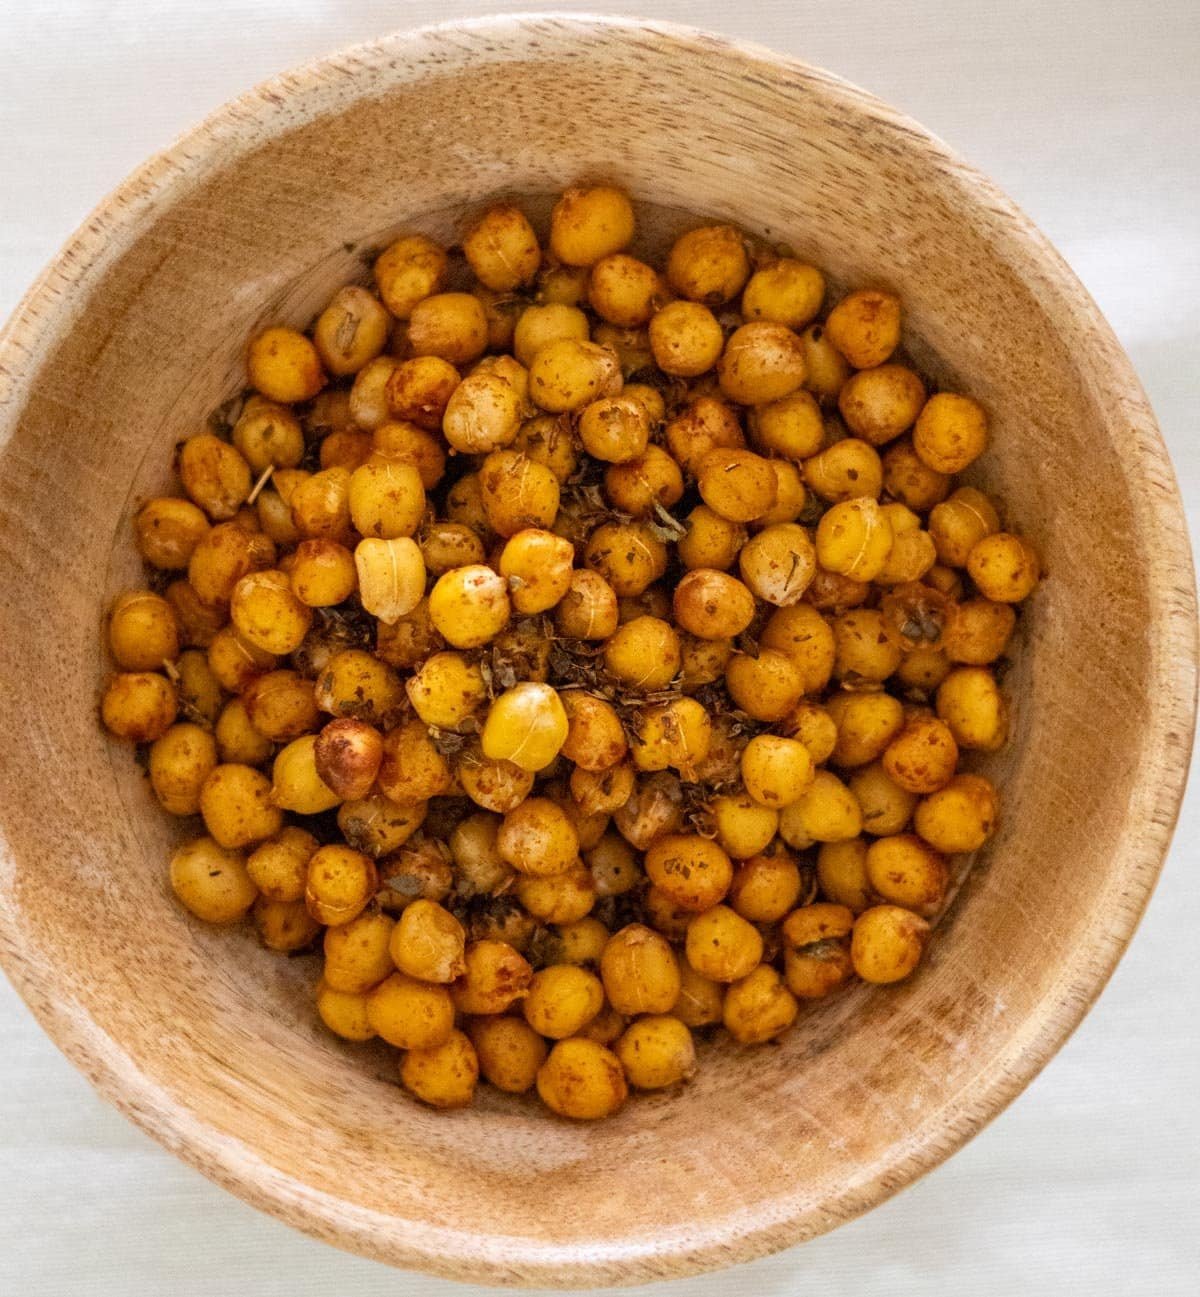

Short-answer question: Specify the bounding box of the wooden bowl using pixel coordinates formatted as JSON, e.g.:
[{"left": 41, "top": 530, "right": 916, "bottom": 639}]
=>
[{"left": 0, "top": 15, "right": 1193, "bottom": 1287}]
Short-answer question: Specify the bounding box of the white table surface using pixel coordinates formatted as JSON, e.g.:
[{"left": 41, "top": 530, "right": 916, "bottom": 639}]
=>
[{"left": 2, "top": 2, "right": 1197, "bottom": 1293}]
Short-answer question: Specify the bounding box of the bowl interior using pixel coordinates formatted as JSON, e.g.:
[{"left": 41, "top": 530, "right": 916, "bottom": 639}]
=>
[{"left": 0, "top": 17, "right": 1192, "bottom": 1287}]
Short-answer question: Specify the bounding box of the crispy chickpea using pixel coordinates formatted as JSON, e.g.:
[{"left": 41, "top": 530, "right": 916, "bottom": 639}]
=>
[
  {"left": 709, "top": 793, "right": 778, "bottom": 860},
  {"left": 319, "top": 427, "right": 373, "bottom": 473},
  {"left": 310, "top": 717, "right": 383, "bottom": 801},
  {"left": 322, "top": 910, "right": 395, "bottom": 993},
  {"left": 382, "top": 357, "right": 458, "bottom": 434},
  {"left": 246, "top": 326, "right": 324, "bottom": 403},
  {"left": 401, "top": 1029, "right": 479, "bottom": 1109},
  {"left": 849, "top": 763, "right": 918, "bottom": 839},
  {"left": 875, "top": 504, "right": 936, "bottom": 585},
  {"left": 837, "top": 364, "right": 926, "bottom": 446},
  {"left": 640, "top": 834, "right": 731, "bottom": 912},
  {"left": 135, "top": 497, "right": 210, "bottom": 570},
  {"left": 584, "top": 831, "right": 643, "bottom": 897},
  {"left": 913, "top": 392, "right": 989, "bottom": 474},
  {"left": 667, "top": 225, "right": 749, "bottom": 303},
  {"left": 289, "top": 466, "right": 352, "bottom": 543},
  {"left": 571, "top": 762, "right": 636, "bottom": 820},
  {"left": 521, "top": 965, "right": 604, "bottom": 1039},
  {"left": 672, "top": 963, "right": 725, "bottom": 1027},
  {"left": 665, "top": 395, "right": 745, "bottom": 474},
  {"left": 583, "top": 521, "right": 669, "bottom": 598},
  {"left": 914, "top": 773, "right": 998, "bottom": 854},
  {"left": 246, "top": 826, "right": 318, "bottom": 903},
  {"left": 620, "top": 382, "right": 665, "bottom": 426},
  {"left": 630, "top": 698, "right": 712, "bottom": 777},
  {"left": 404, "top": 651, "right": 485, "bottom": 732},
  {"left": 267, "top": 734, "right": 341, "bottom": 813},
  {"left": 366, "top": 972, "right": 455, "bottom": 1050},
  {"left": 783, "top": 924, "right": 854, "bottom": 999},
  {"left": 740, "top": 735, "right": 815, "bottom": 809},
  {"left": 337, "top": 795, "right": 426, "bottom": 859},
  {"left": 188, "top": 522, "right": 275, "bottom": 609},
  {"left": 448, "top": 812, "right": 513, "bottom": 897},
  {"left": 832, "top": 608, "right": 903, "bottom": 683},
  {"left": 718, "top": 321, "right": 807, "bottom": 406},
  {"left": 804, "top": 437, "right": 884, "bottom": 504},
  {"left": 108, "top": 590, "right": 179, "bottom": 672},
  {"left": 725, "top": 649, "right": 805, "bottom": 722},
  {"left": 936, "top": 666, "right": 1007, "bottom": 751},
  {"left": 462, "top": 203, "right": 540, "bottom": 290},
  {"left": 723, "top": 965, "right": 799, "bottom": 1043},
  {"left": 495, "top": 796, "right": 578, "bottom": 877},
  {"left": 826, "top": 690, "right": 905, "bottom": 768},
  {"left": 242, "top": 669, "right": 319, "bottom": 741},
  {"left": 672, "top": 570, "right": 756, "bottom": 642},
  {"left": 851, "top": 904, "right": 930, "bottom": 983},
  {"left": 776, "top": 705, "right": 835, "bottom": 769},
  {"left": 866, "top": 834, "right": 947, "bottom": 915},
  {"left": 742, "top": 258, "right": 824, "bottom": 329},
  {"left": 815, "top": 498, "right": 894, "bottom": 581},
  {"left": 454, "top": 744, "right": 533, "bottom": 815},
  {"left": 882, "top": 438, "right": 950, "bottom": 511},
  {"left": 757, "top": 459, "right": 808, "bottom": 527},
  {"left": 476, "top": 450, "right": 560, "bottom": 538},
  {"left": 882, "top": 714, "right": 959, "bottom": 794},
  {"left": 437, "top": 371, "right": 519, "bottom": 456},
  {"left": 550, "top": 185, "right": 635, "bottom": 266},
  {"left": 373, "top": 720, "right": 450, "bottom": 807},
  {"left": 285, "top": 537, "right": 356, "bottom": 607},
  {"left": 559, "top": 691, "right": 627, "bottom": 772},
  {"left": 199, "top": 762, "right": 282, "bottom": 848},
  {"left": 824, "top": 289, "right": 901, "bottom": 368},
  {"left": 944, "top": 598, "right": 1017, "bottom": 665},
  {"left": 214, "top": 698, "right": 272, "bottom": 766},
  {"left": 452, "top": 939, "right": 533, "bottom": 1015},
  {"left": 481, "top": 682, "right": 569, "bottom": 773},
  {"left": 316, "top": 983, "right": 376, "bottom": 1041},
  {"left": 729, "top": 851, "right": 804, "bottom": 923},
  {"left": 370, "top": 600, "right": 441, "bottom": 673},
  {"left": 229, "top": 569, "right": 312, "bottom": 655},
  {"left": 512, "top": 303, "right": 589, "bottom": 370},
  {"left": 553, "top": 570, "right": 618, "bottom": 642},
  {"left": 600, "top": 923, "right": 681, "bottom": 1015},
  {"left": 647, "top": 300, "right": 725, "bottom": 378},
  {"left": 178, "top": 433, "right": 252, "bottom": 522},
  {"left": 967, "top": 532, "right": 1040, "bottom": 603},
  {"left": 498, "top": 529, "right": 575, "bottom": 615},
  {"left": 748, "top": 389, "right": 825, "bottom": 461},
  {"left": 537, "top": 1037, "right": 628, "bottom": 1119},
  {"left": 425, "top": 564, "right": 509, "bottom": 649},
  {"left": 312, "top": 286, "right": 390, "bottom": 377},
  {"left": 387, "top": 899, "right": 467, "bottom": 984},
  {"left": 738, "top": 523, "right": 816, "bottom": 605},
  {"left": 206, "top": 625, "right": 275, "bottom": 693},
  {"left": 676, "top": 505, "right": 745, "bottom": 571},
  {"left": 468, "top": 1016, "right": 547, "bottom": 1094},
  {"left": 680, "top": 635, "right": 735, "bottom": 691},
  {"left": 584, "top": 253, "right": 658, "bottom": 326},
  {"left": 528, "top": 338, "right": 622, "bottom": 413},
  {"left": 604, "top": 444, "right": 685, "bottom": 517},
  {"left": 513, "top": 414, "right": 579, "bottom": 485},
  {"left": 406, "top": 292, "right": 487, "bottom": 365},
  {"left": 815, "top": 838, "right": 872, "bottom": 912},
  {"left": 603, "top": 616, "right": 682, "bottom": 690},
  {"left": 373, "top": 234, "right": 448, "bottom": 319},
  {"left": 304, "top": 843, "right": 375, "bottom": 927},
  {"left": 780, "top": 770, "right": 862, "bottom": 846},
  {"left": 517, "top": 864, "right": 597, "bottom": 925},
  {"left": 807, "top": 567, "right": 874, "bottom": 614},
  {"left": 616, "top": 1015, "right": 696, "bottom": 1090},
  {"left": 799, "top": 322, "right": 852, "bottom": 398},
  {"left": 169, "top": 836, "right": 257, "bottom": 923},
  {"left": 685, "top": 905, "right": 763, "bottom": 983},
  {"left": 693, "top": 447, "right": 776, "bottom": 523},
  {"left": 928, "top": 486, "right": 1000, "bottom": 567},
  {"left": 345, "top": 457, "right": 424, "bottom": 540},
  {"left": 760, "top": 605, "right": 835, "bottom": 694},
  {"left": 314, "top": 648, "right": 404, "bottom": 723},
  {"left": 170, "top": 577, "right": 233, "bottom": 647},
  {"left": 149, "top": 723, "right": 218, "bottom": 816},
  {"left": 549, "top": 916, "right": 610, "bottom": 966},
  {"left": 897, "top": 645, "right": 952, "bottom": 692}
]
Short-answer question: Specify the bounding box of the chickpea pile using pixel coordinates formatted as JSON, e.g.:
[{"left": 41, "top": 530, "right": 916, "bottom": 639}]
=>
[{"left": 101, "top": 184, "right": 1040, "bottom": 1119}]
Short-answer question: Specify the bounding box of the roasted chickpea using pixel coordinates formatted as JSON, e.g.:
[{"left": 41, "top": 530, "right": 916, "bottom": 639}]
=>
[
  {"left": 315, "top": 982, "right": 375, "bottom": 1041},
  {"left": 738, "top": 523, "right": 816, "bottom": 605},
  {"left": 438, "top": 371, "right": 520, "bottom": 456},
  {"left": 135, "top": 496, "right": 211, "bottom": 570},
  {"left": 460, "top": 203, "right": 540, "bottom": 291},
  {"left": 832, "top": 608, "right": 903, "bottom": 683},
  {"left": 406, "top": 292, "right": 488, "bottom": 365},
  {"left": 729, "top": 851, "right": 804, "bottom": 923},
  {"left": 664, "top": 397, "right": 745, "bottom": 476},
  {"left": 519, "top": 964, "right": 602, "bottom": 1039},
  {"left": 537, "top": 1037, "right": 628, "bottom": 1119},
  {"left": 178, "top": 433, "right": 252, "bottom": 522},
  {"left": 799, "top": 322, "right": 852, "bottom": 398},
  {"left": 469, "top": 1016, "right": 547, "bottom": 1093},
  {"left": 319, "top": 910, "right": 394, "bottom": 993},
  {"left": 511, "top": 415, "right": 578, "bottom": 486},
  {"left": 740, "top": 735, "right": 815, "bottom": 808},
  {"left": 528, "top": 338, "right": 622, "bottom": 413},
  {"left": 913, "top": 773, "right": 998, "bottom": 854},
  {"left": 723, "top": 965, "right": 799, "bottom": 1043},
  {"left": 267, "top": 734, "right": 341, "bottom": 814},
  {"left": 497, "top": 528, "right": 575, "bottom": 615},
  {"left": 400, "top": 1029, "right": 479, "bottom": 1109},
  {"left": 289, "top": 466, "right": 352, "bottom": 543},
  {"left": 807, "top": 567, "right": 874, "bottom": 614},
  {"left": 559, "top": 691, "right": 627, "bottom": 772},
  {"left": 647, "top": 300, "right": 725, "bottom": 377},
  {"left": 777, "top": 702, "right": 836, "bottom": 767},
  {"left": 824, "top": 289, "right": 901, "bottom": 368},
  {"left": 550, "top": 185, "right": 635, "bottom": 266},
  {"left": 187, "top": 522, "right": 275, "bottom": 609},
  {"left": 101, "top": 670, "right": 178, "bottom": 744},
  {"left": 718, "top": 321, "right": 807, "bottom": 405},
  {"left": 344, "top": 456, "right": 424, "bottom": 540},
  {"left": 228, "top": 569, "right": 312, "bottom": 656},
  {"left": 630, "top": 698, "right": 712, "bottom": 777},
  {"left": 282, "top": 538, "right": 355, "bottom": 607},
  {"left": 936, "top": 667, "right": 1007, "bottom": 751},
  {"left": 815, "top": 838, "right": 872, "bottom": 912},
  {"left": 379, "top": 355, "right": 457, "bottom": 431},
  {"left": 748, "top": 389, "right": 825, "bottom": 461},
  {"left": 679, "top": 635, "right": 735, "bottom": 692},
  {"left": 603, "top": 444, "right": 685, "bottom": 518},
  {"left": 601, "top": 923, "right": 681, "bottom": 1015},
  {"left": 913, "top": 392, "right": 989, "bottom": 474},
  {"left": 169, "top": 836, "right": 257, "bottom": 923},
  {"left": 196, "top": 762, "right": 281, "bottom": 849},
  {"left": 311, "top": 285, "right": 389, "bottom": 376},
  {"left": 108, "top": 590, "right": 180, "bottom": 672},
  {"left": 837, "top": 364, "right": 926, "bottom": 446},
  {"left": 480, "top": 682, "right": 569, "bottom": 774},
  {"left": 638, "top": 833, "right": 731, "bottom": 912},
  {"left": 406, "top": 650, "right": 487, "bottom": 734},
  {"left": 851, "top": 904, "right": 930, "bottom": 983},
  {"left": 685, "top": 905, "right": 763, "bottom": 983},
  {"left": 758, "top": 605, "right": 834, "bottom": 695},
  {"left": 246, "top": 326, "right": 325, "bottom": 403},
  {"left": 780, "top": 769, "right": 862, "bottom": 846},
  {"left": 672, "top": 963, "right": 725, "bottom": 1027},
  {"left": 319, "top": 429, "right": 373, "bottom": 474},
  {"left": 850, "top": 763, "right": 918, "bottom": 839},
  {"left": 243, "top": 826, "right": 318, "bottom": 904},
  {"left": 602, "top": 615, "right": 681, "bottom": 691},
  {"left": 882, "top": 438, "right": 950, "bottom": 511},
  {"left": 452, "top": 939, "right": 533, "bottom": 1015},
  {"left": 928, "top": 486, "right": 1000, "bottom": 567},
  {"left": 967, "top": 532, "right": 1040, "bottom": 603},
  {"left": 308, "top": 717, "right": 382, "bottom": 801},
  {"left": 670, "top": 570, "right": 755, "bottom": 643},
  {"left": 583, "top": 252, "right": 657, "bottom": 326},
  {"left": 742, "top": 258, "right": 824, "bottom": 329},
  {"left": 944, "top": 598, "right": 1017, "bottom": 665},
  {"left": 212, "top": 698, "right": 271, "bottom": 766},
  {"left": 580, "top": 833, "right": 640, "bottom": 899},
  {"left": 693, "top": 447, "right": 776, "bottom": 523},
  {"left": 896, "top": 645, "right": 952, "bottom": 692},
  {"left": 302, "top": 843, "right": 375, "bottom": 927},
  {"left": 240, "top": 669, "right": 318, "bottom": 742},
  {"left": 373, "top": 234, "right": 447, "bottom": 319},
  {"left": 616, "top": 1015, "right": 696, "bottom": 1090},
  {"left": 825, "top": 690, "right": 904, "bottom": 769},
  {"left": 815, "top": 497, "right": 894, "bottom": 582},
  {"left": 703, "top": 792, "right": 775, "bottom": 861},
  {"left": 475, "top": 450, "right": 560, "bottom": 538},
  {"left": 375, "top": 719, "right": 451, "bottom": 806},
  {"left": 881, "top": 714, "right": 959, "bottom": 795},
  {"left": 865, "top": 834, "right": 947, "bottom": 915},
  {"left": 725, "top": 649, "right": 805, "bottom": 722},
  {"left": 423, "top": 564, "right": 508, "bottom": 650},
  {"left": 385, "top": 898, "right": 467, "bottom": 984},
  {"left": 516, "top": 862, "right": 596, "bottom": 924},
  {"left": 204, "top": 625, "right": 273, "bottom": 694},
  {"left": 365, "top": 971, "right": 455, "bottom": 1050},
  {"left": 584, "top": 521, "right": 668, "bottom": 597},
  {"left": 804, "top": 437, "right": 884, "bottom": 504},
  {"left": 493, "top": 797, "right": 576, "bottom": 879},
  {"left": 148, "top": 723, "right": 218, "bottom": 816},
  {"left": 675, "top": 505, "right": 744, "bottom": 572},
  {"left": 667, "top": 225, "right": 750, "bottom": 303}
]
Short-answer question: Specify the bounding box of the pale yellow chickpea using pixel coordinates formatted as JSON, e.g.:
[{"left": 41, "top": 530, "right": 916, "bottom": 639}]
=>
[
  {"left": 740, "top": 735, "right": 815, "bottom": 809},
  {"left": 528, "top": 338, "right": 623, "bottom": 413},
  {"left": 738, "top": 523, "right": 816, "bottom": 605},
  {"left": 170, "top": 836, "right": 258, "bottom": 923},
  {"left": 441, "top": 368, "right": 524, "bottom": 455},
  {"left": 452, "top": 939, "right": 533, "bottom": 1015},
  {"left": 199, "top": 762, "right": 282, "bottom": 849},
  {"left": 837, "top": 364, "right": 926, "bottom": 446},
  {"left": 246, "top": 826, "right": 319, "bottom": 903},
  {"left": 312, "top": 285, "right": 390, "bottom": 377},
  {"left": 316, "top": 983, "right": 376, "bottom": 1041},
  {"left": 178, "top": 433, "right": 253, "bottom": 522},
  {"left": 848, "top": 763, "right": 918, "bottom": 838},
  {"left": 815, "top": 838, "right": 873, "bottom": 912},
  {"left": 468, "top": 1016, "right": 547, "bottom": 1093},
  {"left": 667, "top": 225, "right": 750, "bottom": 303},
  {"left": 866, "top": 833, "right": 948, "bottom": 915},
  {"left": 108, "top": 590, "right": 180, "bottom": 672},
  {"left": 943, "top": 598, "right": 1017, "bottom": 666},
  {"left": 851, "top": 904, "right": 930, "bottom": 983},
  {"left": 134, "top": 497, "right": 211, "bottom": 570},
  {"left": 461, "top": 203, "right": 540, "bottom": 291},
  {"left": 664, "top": 395, "right": 746, "bottom": 474},
  {"left": 247, "top": 326, "right": 325, "bottom": 404},
  {"left": 400, "top": 1028, "right": 479, "bottom": 1109},
  {"left": 709, "top": 792, "right": 778, "bottom": 860},
  {"left": 647, "top": 300, "right": 725, "bottom": 377},
  {"left": 425, "top": 563, "right": 509, "bottom": 649},
  {"left": 230, "top": 569, "right": 312, "bottom": 655},
  {"left": 242, "top": 668, "right": 320, "bottom": 741},
  {"left": 685, "top": 905, "right": 763, "bottom": 983},
  {"left": 718, "top": 321, "right": 807, "bottom": 405},
  {"left": 913, "top": 392, "right": 989, "bottom": 474},
  {"left": 815, "top": 497, "right": 895, "bottom": 581},
  {"left": 779, "top": 769, "right": 863, "bottom": 846},
  {"left": 373, "top": 234, "right": 448, "bottom": 319},
  {"left": 913, "top": 773, "right": 998, "bottom": 853},
  {"left": 600, "top": 923, "right": 681, "bottom": 1015},
  {"left": 725, "top": 649, "right": 805, "bottom": 722},
  {"left": 148, "top": 723, "right": 218, "bottom": 816},
  {"left": 967, "top": 532, "right": 1040, "bottom": 603},
  {"left": 322, "top": 910, "right": 395, "bottom": 993},
  {"left": 584, "top": 521, "right": 668, "bottom": 597},
  {"left": 481, "top": 682, "right": 569, "bottom": 774},
  {"left": 603, "top": 615, "right": 682, "bottom": 690},
  {"left": 616, "top": 1015, "right": 697, "bottom": 1090},
  {"left": 537, "top": 1037, "right": 628, "bottom": 1119},
  {"left": 760, "top": 605, "right": 836, "bottom": 694},
  {"left": 269, "top": 734, "right": 343, "bottom": 813},
  {"left": 213, "top": 698, "right": 272, "bottom": 766},
  {"left": 800, "top": 321, "right": 852, "bottom": 398},
  {"left": 748, "top": 389, "right": 825, "bottom": 461},
  {"left": 824, "top": 289, "right": 902, "bottom": 368},
  {"left": 882, "top": 438, "right": 950, "bottom": 511},
  {"left": 550, "top": 185, "right": 635, "bottom": 266},
  {"left": 826, "top": 690, "right": 905, "bottom": 768},
  {"left": 882, "top": 714, "right": 960, "bottom": 794},
  {"left": 728, "top": 850, "right": 804, "bottom": 923},
  {"left": 723, "top": 965, "right": 799, "bottom": 1043}
]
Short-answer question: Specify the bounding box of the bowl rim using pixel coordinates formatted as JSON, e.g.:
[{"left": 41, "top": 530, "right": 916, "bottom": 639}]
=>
[{"left": 0, "top": 11, "right": 1195, "bottom": 1287}]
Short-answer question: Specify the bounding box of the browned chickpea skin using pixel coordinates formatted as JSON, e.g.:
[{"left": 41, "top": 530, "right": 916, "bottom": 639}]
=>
[
  {"left": 664, "top": 395, "right": 746, "bottom": 475},
  {"left": 672, "top": 568, "right": 756, "bottom": 640},
  {"left": 667, "top": 224, "right": 750, "bottom": 304},
  {"left": 824, "top": 289, "right": 902, "bottom": 369},
  {"left": 462, "top": 203, "right": 541, "bottom": 291},
  {"left": 838, "top": 364, "right": 926, "bottom": 446}
]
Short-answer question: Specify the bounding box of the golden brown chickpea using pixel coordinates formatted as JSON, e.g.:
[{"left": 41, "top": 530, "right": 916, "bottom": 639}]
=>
[
  {"left": 254, "top": 894, "right": 321, "bottom": 952},
  {"left": 521, "top": 964, "right": 603, "bottom": 1039},
  {"left": 480, "top": 682, "right": 569, "bottom": 774},
  {"left": 447, "top": 812, "right": 512, "bottom": 897},
  {"left": 206, "top": 625, "right": 275, "bottom": 694},
  {"left": 756, "top": 459, "right": 808, "bottom": 527},
  {"left": 584, "top": 521, "right": 668, "bottom": 597},
  {"left": 289, "top": 466, "right": 352, "bottom": 543},
  {"left": 620, "top": 382, "right": 666, "bottom": 426},
  {"left": 738, "top": 523, "right": 816, "bottom": 606},
  {"left": 550, "top": 571, "right": 616, "bottom": 643},
  {"left": 403, "top": 652, "right": 485, "bottom": 733},
  {"left": 400, "top": 1029, "right": 478, "bottom": 1109},
  {"left": 826, "top": 690, "right": 905, "bottom": 769},
  {"left": 896, "top": 645, "right": 952, "bottom": 692},
  {"left": 777, "top": 702, "right": 836, "bottom": 767},
  {"left": 376, "top": 719, "right": 451, "bottom": 806},
  {"left": 646, "top": 300, "right": 725, "bottom": 378},
  {"left": 610, "top": 771, "right": 682, "bottom": 850},
  {"left": 675, "top": 505, "right": 744, "bottom": 572},
  {"left": 600, "top": 923, "right": 681, "bottom": 1015},
  {"left": 477, "top": 449, "right": 561, "bottom": 538},
  {"left": 316, "top": 983, "right": 376, "bottom": 1041},
  {"left": 584, "top": 253, "right": 658, "bottom": 326},
  {"left": 384, "top": 357, "right": 459, "bottom": 434},
  {"left": 246, "top": 326, "right": 325, "bottom": 404},
  {"left": 387, "top": 899, "right": 467, "bottom": 984},
  {"left": 537, "top": 1037, "right": 628, "bottom": 1119},
  {"left": 313, "top": 648, "right": 404, "bottom": 724},
  {"left": 725, "top": 649, "right": 805, "bottom": 722},
  {"left": 199, "top": 762, "right": 282, "bottom": 849},
  {"left": 590, "top": 322, "right": 653, "bottom": 378},
  {"left": 512, "top": 304, "right": 588, "bottom": 370},
  {"left": 936, "top": 666, "right": 1007, "bottom": 751},
  {"left": 512, "top": 414, "right": 579, "bottom": 485},
  {"left": 723, "top": 965, "right": 799, "bottom": 1043},
  {"left": 309, "top": 717, "right": 383, "bottom": 801},
  {"left": 803, "top": 439, "right": 883, "bottom": 506},
  {"left": 866, "top": 834, "right": 947, "bottom": 915},
  {"left": 187, "top": 522, "right": 275, "bottom": 609},
  {"left": 549, "top": 916, "right": 610, "bottom": 966},
  {"left": 550, "top": 185, "right": 635, "bottom": 266},
  {"left": 494, "top": 528, "right": 573, "bottom": 616},
  {"left": 831, "top": 608, "right": 904, "bottom": 685},
  {"left": 559, "top": 691, "right": 627, "bottom": 773},
  {"left": 452, "top": 939, "right": 533, "bottom": 1015},
  {"left": 468, "top": 1016, "right": 546, "bottom": 1093},
  {"left": 742, "top": 257, "right": 824, "bottom": 328},
  {"left": 824, "top": 289, "right": 902, "bottom": 369},
  {"left": 815, "top": 838, "right": 873, "bottom": 912},
  {"left": 242, "top": 669, "right": 319, "bottom": 741},
  {"left": 967, "top": 532, "right": 1040, "bottom": 604},
  {"left": 379, "top": 840, "right": 455, "bottom": 914},
  {"left": 528, "top": 338, "right": 623, "bottom": 413},
  {"left": 345, "top": 456, "right": 425, "bottom": 540},
  {"left": 169, "top": 836, "right": 257, "bottom": 924},
  {"left": 229, "top": 569, "right": 312, "bottom": 655},
  {"left": 516, "top": 863, "right": 597, "bottom": 925},
  {"left": 406, "top": 292, "right": 488, "bottom": 365},
  {"left": 213, "top": 698, "right": 272, "bottom": 766},
  {"left": 317, "top": 424, "right": 375, "bottom": 472},
  {"left": 453, "top": 746, "right": 530, "bottom": 816},
  {"left": 108, "top": 590, "right": 180, "bottom": 672},
  {"left": 664, "top": 395, "right": 746, "bottom": 474},
  {"left": 679, "top": 635, "right": 736, "bottom": 692},
  {"left": 367, "top": 971, "right": 455, "bottom": 1049},
  {"left": 882, "top": 714, "right": 959, "bottom": 794},
  {"left": 759, "top": 605, "right": 834, "bottom": 695},
  {"left": 780, "top": 769, "right": 863, "bottom": 846},
  {"left": 943, "top": 598, "right": 1016, "bottom": 666},
  {"left": 779, "top": 903, "right": 855, "bottom": 1000},
  {"left": 799, "top": 321, "right": 852, "bottom": 398},
  {"left": 135, "top": 497, "right": 211, "bottom": 570},
  {"left": 496, "top": 796, "right": 579, "bottom": 877},
  {"left": 928, "top": 486, "right": 1000, "bottom": 567},
  {"left": 178, "top": 433, "right": 252, "bottom": 522},
  {"left": 629, "top": 698, "right": 712, "bottom": 777},
  {"left": 672, "top": 963, "right": 725, "bottom": 1027},
  {"left": 707, "top": 792, "right": 777, "bottom": 860},
  {"left": 718, "top": 321, "right": 807, "bottom": 406},
  {"left": 287, "top": 538, "right": 357, "bottom": 608},
  {"left": 462, "top": 203, "right": 540, "bottom": 291},
  {"left": 304, "top": 843, "right": 376, "bottom": 927},
  {"left": 577, "top": 399, "right": 656, "bottom": 474},
  {"left": 373, "top": 234, "right": 448, "bottom": 319},
  {"left": 246, "top": 826, "right": 318, "bottom": 903},
  {"left": 728, "top": 851, "right": 804, "bottom": 923},
  {"left": 748, "top": 389, "right": 825, "bottom": 462},
  {"left": 882, "top": 438, "right": 950, "bottom": 511},
  {"left": 571, "top": 763, "right": 636, "bottom": 821},
  {"left": 148, "top": 723, "right": 218, "bottom": 816},
  {"left": 641, "top": 834, "right": 731, "bottom": 912},
  {"left": 913, "top": 392, "right": 989, "bottom": 474},
  {"left": 837, "top": 364, "right": 926, "bottom": 447},
  {"left": 603, "top": 444, "right": 684, "bottom": 518},
  {"left": 602, "top": 615, "right": 682, "bottom": 691},
  {"left": 667, "top": 225, "right": 750, "bottom": 303},
  {"left": 616, "top": 1015, "right": 697, "bottom": 1090},
  {"left": 670, "top": 570, "right": 755, "bottom": 643},
  {"left": 874, "top": 504, "right": 936, "bottom": 586},
  {"left": 312, "top": 285, "right": 390, "bottom": 377},
  {"left": 582, "top": 831, "right": 641, "bottom": 897},
  {"left": 267, "top": 734, "right": 341, "bottom": 813},
  {"left": 425, "top": 563, "right": 509, "bottom": 649},
  {"left": 850, "top": 763, "right": 919, "bottom": 838},
  {"left": 814, "top": 497, "right": 894, "bottom": 582},
  {"left": 851, "top": 904, "right": 930, "bottom": 983},
  {"left": 693, "top": 447, "right": 776, "bottom": 523},
  {"left": 740, "top": 735, "right": 815, "bottom": 809},
  {"left": 336, "top": 794, "right": 425, "bottom": 859},
  {"left": 913, "top": 773, "right": 998, "bottom": 854},
  {"left": 685, "top": 905, "right": 763, "bottom": 983},
  {"left": 100, "top": 671, "right": 178, "bottom": 743},
  {"left": 440, "top": 369, "right": 524, "bottom": 455}
]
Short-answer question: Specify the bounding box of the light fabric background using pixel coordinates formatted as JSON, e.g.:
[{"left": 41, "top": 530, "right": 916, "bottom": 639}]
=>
[{"left": 1, "top": 2, "right": 1197, "bottom": 1293}]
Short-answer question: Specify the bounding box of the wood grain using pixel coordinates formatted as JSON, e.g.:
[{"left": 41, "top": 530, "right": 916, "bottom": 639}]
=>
[{"left": 0, "top": 13, "right": 1194, "bottom": 1288}]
